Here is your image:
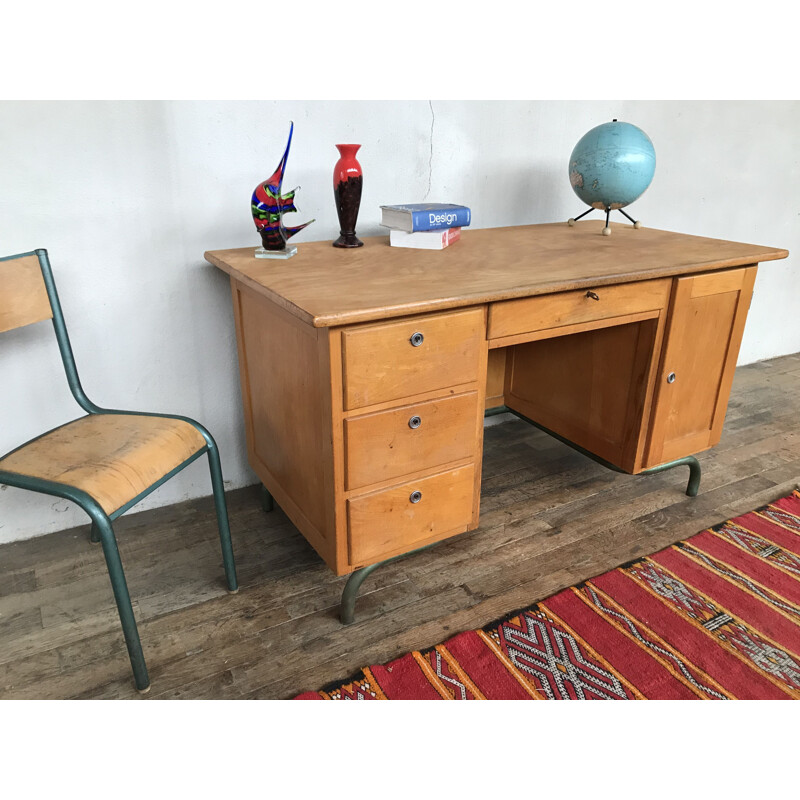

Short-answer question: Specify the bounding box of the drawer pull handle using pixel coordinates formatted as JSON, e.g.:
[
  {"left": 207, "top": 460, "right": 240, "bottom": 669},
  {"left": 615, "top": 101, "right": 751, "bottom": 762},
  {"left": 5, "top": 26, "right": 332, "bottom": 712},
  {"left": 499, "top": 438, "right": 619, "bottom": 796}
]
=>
[
  {"left": 408, "top": 415, "right": 422, "bottom": 429},
  {"left": 585, "top": 290, "right": 600, "bottom": 301},
  {"left": 667, "top": 371, "right": 677, "bottom": 384},
  {"left": 410, "top": 332, "right": 424, "bottom": 347},
  {"left": 409, "top": 491, "right": 422, "bottom": 504}
]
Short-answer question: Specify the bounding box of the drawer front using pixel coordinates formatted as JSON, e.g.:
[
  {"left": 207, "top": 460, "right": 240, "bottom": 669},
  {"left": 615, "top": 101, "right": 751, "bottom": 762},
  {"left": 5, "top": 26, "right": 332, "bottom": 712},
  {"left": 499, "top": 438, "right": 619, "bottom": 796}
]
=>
[
  {"left": 488, "top": 278, "right": 670, "bottom": 341},
  {"left": 344, "top": 392, "right": 479, "bottom": 491},
  {"left": 342, "top": 308, "right": 484, "bottom": 410},
  {"left": 347, "top": 465, "right": 475, "bottom": 565}
]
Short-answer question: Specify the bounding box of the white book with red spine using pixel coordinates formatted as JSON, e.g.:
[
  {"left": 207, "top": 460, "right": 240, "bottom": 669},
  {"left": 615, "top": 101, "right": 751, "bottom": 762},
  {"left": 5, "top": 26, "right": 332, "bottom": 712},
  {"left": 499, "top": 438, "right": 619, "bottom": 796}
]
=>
[{"left": 389, "top": 227, "right": 462, "bottom": 250}]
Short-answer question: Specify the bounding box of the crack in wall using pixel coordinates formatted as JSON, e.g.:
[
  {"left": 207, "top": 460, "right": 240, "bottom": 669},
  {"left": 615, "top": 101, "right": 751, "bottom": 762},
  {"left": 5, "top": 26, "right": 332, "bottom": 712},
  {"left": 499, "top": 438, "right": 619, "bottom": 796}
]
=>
[{"left": 422, "top": 100, "right": 435, "bottom": 200}]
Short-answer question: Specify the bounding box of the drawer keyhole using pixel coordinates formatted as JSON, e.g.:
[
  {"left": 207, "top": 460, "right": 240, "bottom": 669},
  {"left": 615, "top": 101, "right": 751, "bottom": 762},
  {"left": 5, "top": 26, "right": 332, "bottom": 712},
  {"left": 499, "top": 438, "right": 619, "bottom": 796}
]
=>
[
  {"left": 585, "top": 291, "right": 600, "bottom": 301},
  {"left": 667, "top": 371, "right": 677, "bottom": 384},
  {"left": 410, "top": 332, "right": 424, "bottom": 347},
  {"left": 408, "top": 415, "right": 422, "bottom": 429},
  {"left": 409, "top": 491, "right": 422, "bottom": 504}
]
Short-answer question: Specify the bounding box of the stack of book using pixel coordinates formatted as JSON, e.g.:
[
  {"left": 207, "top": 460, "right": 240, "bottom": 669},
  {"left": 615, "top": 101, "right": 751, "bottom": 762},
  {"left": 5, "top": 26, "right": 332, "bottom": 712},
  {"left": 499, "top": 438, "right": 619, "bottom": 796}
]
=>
[{"left": 380, "top": 203, "right": 471, "bottom": 250}]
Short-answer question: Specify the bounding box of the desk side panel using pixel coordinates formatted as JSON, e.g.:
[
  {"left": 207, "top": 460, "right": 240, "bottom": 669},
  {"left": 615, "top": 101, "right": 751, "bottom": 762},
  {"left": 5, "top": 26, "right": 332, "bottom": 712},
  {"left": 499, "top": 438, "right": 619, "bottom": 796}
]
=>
[
  {"left": 231, "top": 279, "right": 335, "bottom": 566},
  {"left": 485, "top": 348, "right": 507, "bottom": 409}
]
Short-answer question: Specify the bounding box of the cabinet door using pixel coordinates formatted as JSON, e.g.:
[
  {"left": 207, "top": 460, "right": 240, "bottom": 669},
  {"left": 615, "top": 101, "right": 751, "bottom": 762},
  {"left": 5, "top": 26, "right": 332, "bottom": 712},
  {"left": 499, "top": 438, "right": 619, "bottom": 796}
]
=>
[{"left": 644, "top": 266, "right": 757, "bottom": 467}]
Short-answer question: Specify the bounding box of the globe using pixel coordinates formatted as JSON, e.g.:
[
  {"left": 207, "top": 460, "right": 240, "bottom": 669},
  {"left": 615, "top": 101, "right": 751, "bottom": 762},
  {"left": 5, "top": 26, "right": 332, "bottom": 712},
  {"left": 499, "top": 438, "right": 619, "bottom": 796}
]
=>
[{"left": 567, "top": 120, "right": 655, "bottom": 234}]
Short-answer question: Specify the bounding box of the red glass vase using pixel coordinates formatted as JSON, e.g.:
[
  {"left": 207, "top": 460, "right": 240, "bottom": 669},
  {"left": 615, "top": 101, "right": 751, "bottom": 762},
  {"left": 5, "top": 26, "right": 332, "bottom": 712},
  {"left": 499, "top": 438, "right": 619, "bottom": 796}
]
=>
[{"left": 332, "top": 144, "right": 363, "bottom": 248}]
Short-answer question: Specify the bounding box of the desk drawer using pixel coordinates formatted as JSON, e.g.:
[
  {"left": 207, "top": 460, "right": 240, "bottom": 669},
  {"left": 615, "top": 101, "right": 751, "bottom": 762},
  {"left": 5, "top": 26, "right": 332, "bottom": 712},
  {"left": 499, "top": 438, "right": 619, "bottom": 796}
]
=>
[
  {"left": 347, "top": 465, "right": 475, "bottom": 565},
  {"left": 488, "top": 278, "right": 670, "bottom": 341},
  {"left": 341, "top": 308, "right": 484, "bottom": 410},
  {"left": 344, "top": 391, "right": 479, "bottom": 491}
]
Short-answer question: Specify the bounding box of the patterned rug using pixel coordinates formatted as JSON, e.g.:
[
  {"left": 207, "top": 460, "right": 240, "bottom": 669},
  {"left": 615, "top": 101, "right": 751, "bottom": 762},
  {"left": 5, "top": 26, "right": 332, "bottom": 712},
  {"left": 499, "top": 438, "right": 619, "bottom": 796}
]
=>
[{"left": 296, "top": 489, "right": 800, "bottom": 699}]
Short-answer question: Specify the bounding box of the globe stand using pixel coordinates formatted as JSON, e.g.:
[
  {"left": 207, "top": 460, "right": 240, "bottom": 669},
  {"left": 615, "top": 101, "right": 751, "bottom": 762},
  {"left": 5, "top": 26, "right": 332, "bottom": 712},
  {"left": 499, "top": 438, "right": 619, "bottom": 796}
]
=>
[{"left": 567, "top": 206, "right": 642, "bottom": 236}]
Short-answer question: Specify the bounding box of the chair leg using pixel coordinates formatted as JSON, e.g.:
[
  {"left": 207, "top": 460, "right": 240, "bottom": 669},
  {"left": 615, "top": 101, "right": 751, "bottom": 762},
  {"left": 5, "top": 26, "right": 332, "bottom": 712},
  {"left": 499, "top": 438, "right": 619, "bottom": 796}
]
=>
[
  {"left": 91, "top": 513, "right": 151, "bottom": 694},
  {"left": 90, "top": 522, "right": 101, "bottom": 544},
  {"left": 206, "top": 442, "right": 239, "bottom": 594}
]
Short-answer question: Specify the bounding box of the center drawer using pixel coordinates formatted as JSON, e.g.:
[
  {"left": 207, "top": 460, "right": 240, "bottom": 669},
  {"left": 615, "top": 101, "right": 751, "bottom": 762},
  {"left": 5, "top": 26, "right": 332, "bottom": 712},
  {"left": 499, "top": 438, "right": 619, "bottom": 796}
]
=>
[
  {"left": 344, "top": 391, "right": 479, "bottom": 491},
  {"left": 488, "top": 278, "right": 670, "bottom": 342},
  {"left": 341, "top": 307, "right": 484, "bottom": 410},
  {"left": 347, "top": 465, "right": 476, "bottom": 565}
]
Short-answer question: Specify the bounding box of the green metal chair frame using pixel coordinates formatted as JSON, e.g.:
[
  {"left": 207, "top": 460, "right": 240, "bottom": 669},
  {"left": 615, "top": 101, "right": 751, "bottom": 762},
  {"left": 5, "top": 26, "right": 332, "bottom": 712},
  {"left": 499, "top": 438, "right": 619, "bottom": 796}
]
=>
[{"left": 0, "top": 249, "right": 238, "bottom": 694}]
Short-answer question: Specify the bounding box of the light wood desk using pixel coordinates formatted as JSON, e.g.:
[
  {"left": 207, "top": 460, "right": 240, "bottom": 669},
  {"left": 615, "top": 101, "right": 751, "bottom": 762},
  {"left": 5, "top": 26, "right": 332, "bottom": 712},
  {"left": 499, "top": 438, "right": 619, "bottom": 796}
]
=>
[{"left": 206, "top": 221, "right": 788, "bottom": 620}]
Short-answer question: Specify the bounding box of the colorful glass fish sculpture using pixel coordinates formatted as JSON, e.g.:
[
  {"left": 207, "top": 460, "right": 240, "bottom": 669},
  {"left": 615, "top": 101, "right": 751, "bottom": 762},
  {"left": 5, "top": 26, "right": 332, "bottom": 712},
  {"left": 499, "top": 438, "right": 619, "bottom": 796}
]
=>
[{"left": 251, "top": 122, "right": 314, "bottom": 251}]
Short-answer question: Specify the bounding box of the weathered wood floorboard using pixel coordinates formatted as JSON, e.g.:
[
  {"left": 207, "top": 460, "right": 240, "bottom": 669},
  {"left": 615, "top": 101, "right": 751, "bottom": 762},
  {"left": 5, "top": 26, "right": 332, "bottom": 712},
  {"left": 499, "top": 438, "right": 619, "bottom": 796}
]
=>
[{"left": 1, "top": 356, "right": 798, "bottom": 699}]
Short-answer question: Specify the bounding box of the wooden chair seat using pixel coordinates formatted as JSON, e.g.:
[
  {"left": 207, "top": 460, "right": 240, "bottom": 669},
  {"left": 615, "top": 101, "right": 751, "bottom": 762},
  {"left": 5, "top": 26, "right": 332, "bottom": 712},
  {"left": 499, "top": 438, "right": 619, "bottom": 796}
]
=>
[{"left": 0, "top": 413, "right": 207, "bottom": 514}]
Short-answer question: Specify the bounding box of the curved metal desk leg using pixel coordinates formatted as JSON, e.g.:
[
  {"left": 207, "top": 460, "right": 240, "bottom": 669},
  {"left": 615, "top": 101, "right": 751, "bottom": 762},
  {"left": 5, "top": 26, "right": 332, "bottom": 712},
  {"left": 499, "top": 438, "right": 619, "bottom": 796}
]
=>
[
  {"left": 340, "top": 562, "right": 383, "bottom": 625},
  {"left": 260, "top": 484, "right": 274, "bottom": 512},
  {"left": 498, "top": 407, "right": 702, "bottom": 498},
  {"left": 340, "top": 544, "right": 435, "bottom": 625},
  {"left": 91, "top": 512, "right": 151, "bottom": 694},
  {"left": 640, "top": 455, "right": 701, "bottom": 497}
]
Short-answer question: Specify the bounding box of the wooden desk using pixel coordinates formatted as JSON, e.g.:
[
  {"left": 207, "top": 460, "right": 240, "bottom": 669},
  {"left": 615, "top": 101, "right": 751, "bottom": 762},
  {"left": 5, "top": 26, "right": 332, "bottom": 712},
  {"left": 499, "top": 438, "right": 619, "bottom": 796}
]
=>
[{"left": 206, "top": 221, "right": 788, "bottom": 615}]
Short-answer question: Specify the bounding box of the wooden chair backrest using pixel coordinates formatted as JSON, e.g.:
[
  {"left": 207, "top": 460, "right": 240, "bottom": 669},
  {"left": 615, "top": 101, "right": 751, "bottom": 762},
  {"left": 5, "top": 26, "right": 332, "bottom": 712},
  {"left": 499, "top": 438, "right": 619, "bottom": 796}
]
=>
[{"left": 0, "top": 254, "right": 53, "bottom": 334}]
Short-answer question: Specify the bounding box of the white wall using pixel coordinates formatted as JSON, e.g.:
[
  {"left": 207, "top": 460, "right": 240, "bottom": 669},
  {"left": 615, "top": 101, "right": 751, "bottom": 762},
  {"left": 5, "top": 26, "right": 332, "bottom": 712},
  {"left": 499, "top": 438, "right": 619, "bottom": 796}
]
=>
[{"left": 1, "top": 100, "right": 798, "bottom": 543}]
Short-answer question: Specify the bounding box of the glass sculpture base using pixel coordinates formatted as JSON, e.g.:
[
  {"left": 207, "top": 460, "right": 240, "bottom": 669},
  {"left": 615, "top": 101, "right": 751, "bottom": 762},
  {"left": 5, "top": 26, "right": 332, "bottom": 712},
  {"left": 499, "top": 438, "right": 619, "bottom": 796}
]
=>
[{"left": 255, "top": 245, "right": 297, "bottom": 260}]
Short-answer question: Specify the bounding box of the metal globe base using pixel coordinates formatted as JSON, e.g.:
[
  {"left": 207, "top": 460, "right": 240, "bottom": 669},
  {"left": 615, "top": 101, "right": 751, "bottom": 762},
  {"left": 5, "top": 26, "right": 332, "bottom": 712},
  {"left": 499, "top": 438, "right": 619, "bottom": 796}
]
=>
[{"left": 566, "top": 206, "right": 642, "bottom": 235}]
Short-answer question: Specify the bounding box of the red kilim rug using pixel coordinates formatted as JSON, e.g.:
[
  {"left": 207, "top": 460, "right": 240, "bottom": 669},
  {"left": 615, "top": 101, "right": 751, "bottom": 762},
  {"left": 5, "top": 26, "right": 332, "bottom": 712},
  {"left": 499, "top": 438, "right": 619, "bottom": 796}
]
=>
[{"left": 296, "top": 489, "right": 800, "bottom": 699}]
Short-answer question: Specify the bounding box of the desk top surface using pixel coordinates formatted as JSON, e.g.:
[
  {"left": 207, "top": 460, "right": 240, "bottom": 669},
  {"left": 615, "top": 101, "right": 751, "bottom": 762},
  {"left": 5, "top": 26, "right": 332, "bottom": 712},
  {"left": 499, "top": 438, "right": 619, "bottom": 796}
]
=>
[{"left": 205, "top": 220, "right": 788, "bottom": 328}]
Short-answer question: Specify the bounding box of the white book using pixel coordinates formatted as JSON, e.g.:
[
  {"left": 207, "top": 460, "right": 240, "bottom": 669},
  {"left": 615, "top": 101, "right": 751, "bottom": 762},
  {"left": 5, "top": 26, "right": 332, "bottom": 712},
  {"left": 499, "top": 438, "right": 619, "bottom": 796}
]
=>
[{"left": 389, "top": 227, "right": 462, "bottom": 250}]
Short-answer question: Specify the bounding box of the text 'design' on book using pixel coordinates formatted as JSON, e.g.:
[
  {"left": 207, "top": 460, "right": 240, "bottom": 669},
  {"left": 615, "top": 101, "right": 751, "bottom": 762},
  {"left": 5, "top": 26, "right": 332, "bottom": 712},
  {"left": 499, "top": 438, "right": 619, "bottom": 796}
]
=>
[{"left": 380, "top": 203, "right": 471, "bottom": 232}]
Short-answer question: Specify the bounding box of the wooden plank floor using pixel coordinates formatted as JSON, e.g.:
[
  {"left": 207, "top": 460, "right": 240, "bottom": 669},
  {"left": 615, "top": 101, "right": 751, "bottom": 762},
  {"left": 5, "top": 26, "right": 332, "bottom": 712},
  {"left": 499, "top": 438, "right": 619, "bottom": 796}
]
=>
[{"left": 1, "top": 353, "right": 799, "bottom": 700}]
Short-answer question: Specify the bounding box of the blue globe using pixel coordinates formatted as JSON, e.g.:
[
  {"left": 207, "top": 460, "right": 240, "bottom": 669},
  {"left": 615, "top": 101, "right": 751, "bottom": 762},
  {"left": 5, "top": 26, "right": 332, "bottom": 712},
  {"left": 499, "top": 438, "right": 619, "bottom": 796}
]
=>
[{"left": 569, "top": 121, "right": 655, "bottom": 211}]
